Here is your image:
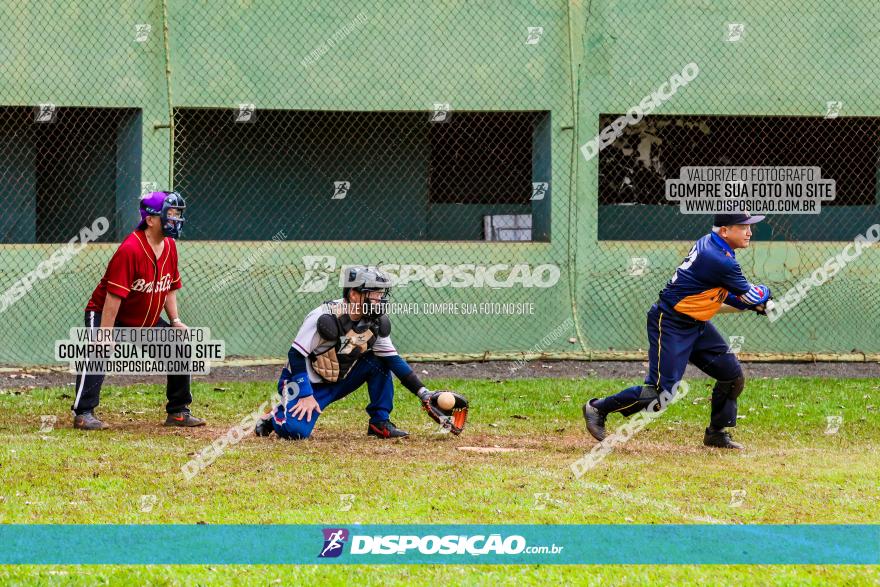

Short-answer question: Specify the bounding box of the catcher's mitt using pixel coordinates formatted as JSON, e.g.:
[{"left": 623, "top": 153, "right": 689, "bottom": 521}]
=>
[{"left": 417, "top": 389, "right": 469, "bottom": 435}]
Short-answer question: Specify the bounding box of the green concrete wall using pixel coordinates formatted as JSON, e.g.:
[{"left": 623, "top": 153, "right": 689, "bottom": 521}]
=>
[{"left": 574, "top": 0, "right": 880, "bottom": 357}]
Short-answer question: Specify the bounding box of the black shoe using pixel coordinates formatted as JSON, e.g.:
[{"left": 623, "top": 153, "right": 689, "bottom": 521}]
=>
[
  {"left": 367, "top": 420, "right": 409, "bottom": 439},
  {"left": 703, "top": 427, "right": 744, "bottom": 449},
  {"left": 164, "top": 411, "right": 206, "bottom": 427},
  {"left": 255, "top": 415, "right": 274, "bottom": 437},
  {"left": 582, "top": 400, "right": 607, "bottom": 441},
  {"left": 73, "top": 411, "right": 109, "bottom": 431}
]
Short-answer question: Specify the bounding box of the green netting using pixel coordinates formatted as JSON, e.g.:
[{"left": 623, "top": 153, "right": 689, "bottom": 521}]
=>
[{"left": 0, "top": 1, "right": 878, "bottom": 365}]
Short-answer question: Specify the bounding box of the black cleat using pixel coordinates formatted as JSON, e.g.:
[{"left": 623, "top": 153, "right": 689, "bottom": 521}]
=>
[
  {"left": 367, "top": 420, "right": 409, "bottom": 439},
  {"left": 73, "top": 411, "right": 109, "bottom": 431},
  {"left": 582, "top": 400, "right": 607, "bottom": 441},
  {"left": 703, "top": 428, "right": 744, "bottom": 449},
  {"left": 255, "top": 414, "right": 274, "bottom": 437},
  {"left": 164, "top": 411, "right": 206, "bottom": 427}
]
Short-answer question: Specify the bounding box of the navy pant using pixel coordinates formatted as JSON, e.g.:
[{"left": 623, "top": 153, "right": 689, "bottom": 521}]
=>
[
  {"left": 271, "top": 353, "right": 394, "bottom": 439},
  {"left": 71, "top": 311, "right": 192, "bottom": 415},
  {"left": 594, "top": 304, "right": 742, "bottom": 425}
]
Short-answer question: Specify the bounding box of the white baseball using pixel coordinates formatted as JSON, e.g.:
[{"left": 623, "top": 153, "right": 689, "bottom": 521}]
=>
[{"left": 436, "top": 392, "right": 455, "bottom": 411}]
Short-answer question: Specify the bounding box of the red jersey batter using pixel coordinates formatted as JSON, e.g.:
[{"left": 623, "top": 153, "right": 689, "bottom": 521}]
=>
[
  {"left": 86, "top": 229, "right": 182, "bottom": 327},
  {"left": 73, "top": 190, "right": 204, "bottom": 431}
]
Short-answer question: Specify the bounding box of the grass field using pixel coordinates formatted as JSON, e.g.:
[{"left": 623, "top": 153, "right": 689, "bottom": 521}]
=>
[{"left": 1, "top": 374, "right": 878, "bottom": 585}]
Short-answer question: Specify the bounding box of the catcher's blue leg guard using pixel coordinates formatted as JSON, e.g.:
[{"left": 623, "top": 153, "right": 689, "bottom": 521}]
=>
[{"left": 271, "top": 353, "right": 394, "bottom": 439}]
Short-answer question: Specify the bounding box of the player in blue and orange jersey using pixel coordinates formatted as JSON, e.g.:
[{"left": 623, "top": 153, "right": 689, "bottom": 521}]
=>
[{"left": 583, "top": 213, "right": 772, "bottom": 449}]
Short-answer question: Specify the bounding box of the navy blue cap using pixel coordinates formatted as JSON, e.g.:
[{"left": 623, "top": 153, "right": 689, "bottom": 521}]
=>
[{"left": 713, "top": 212, "right": 765, "bottom": 227}]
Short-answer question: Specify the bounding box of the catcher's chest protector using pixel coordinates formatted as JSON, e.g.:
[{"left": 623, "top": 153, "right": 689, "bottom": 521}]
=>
[{"left": 310, "top": 313, "right": 380, "bottom": 383}]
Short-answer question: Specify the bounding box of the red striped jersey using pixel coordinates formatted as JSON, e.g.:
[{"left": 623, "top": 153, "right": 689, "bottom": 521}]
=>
[{"left": 85, "top": 229, "right": 181, "bottom": 326}]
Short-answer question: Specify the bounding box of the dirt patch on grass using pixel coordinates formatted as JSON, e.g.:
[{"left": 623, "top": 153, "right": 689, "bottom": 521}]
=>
[
  {"left": 457, "top": 446, "right": 528, "bottom": 453},
  {"left": 25, "top": 412, "right": 235, "bottom": 441},
  {"left": 3, "top": 360, "right": 880, "bottom": 391}
]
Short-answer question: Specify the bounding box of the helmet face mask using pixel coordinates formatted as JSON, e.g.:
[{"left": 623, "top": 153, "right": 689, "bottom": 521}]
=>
[
  {"left": 343, "top": 266, "right": 392, "bottom": 318},
  {"left": 140, "top": 191, "right": 186, "bottom": 238},
  {"left": 159, "top": 192, "right": 186, "bottom": 238}
]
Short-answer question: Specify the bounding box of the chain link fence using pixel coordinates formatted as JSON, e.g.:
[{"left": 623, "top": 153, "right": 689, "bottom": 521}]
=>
[
  {"left": 579, "top": 1, "right": 880, "bottom": 359},
  {"left": 1, "top": 1, "right": 878, "bottom": 365}
]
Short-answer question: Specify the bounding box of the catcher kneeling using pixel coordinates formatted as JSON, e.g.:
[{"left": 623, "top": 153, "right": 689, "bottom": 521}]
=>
[{"left": 255, "top": 266, "right": 467, "bottom": 439}]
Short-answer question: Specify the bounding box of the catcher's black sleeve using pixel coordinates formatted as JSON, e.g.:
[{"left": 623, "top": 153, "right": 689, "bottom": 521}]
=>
[{"left": 379, "top": 354, "right": 424, "bottom": 394}]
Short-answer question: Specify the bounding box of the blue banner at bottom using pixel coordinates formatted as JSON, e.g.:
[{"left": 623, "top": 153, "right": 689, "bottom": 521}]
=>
[{"left": 0, "top": 525, "right": 877, "bottom": 565}]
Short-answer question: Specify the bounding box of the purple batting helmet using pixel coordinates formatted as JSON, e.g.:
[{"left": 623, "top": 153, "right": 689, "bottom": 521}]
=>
[{"left": 138, "top": 191, "right": 187, "bottom": 238}]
